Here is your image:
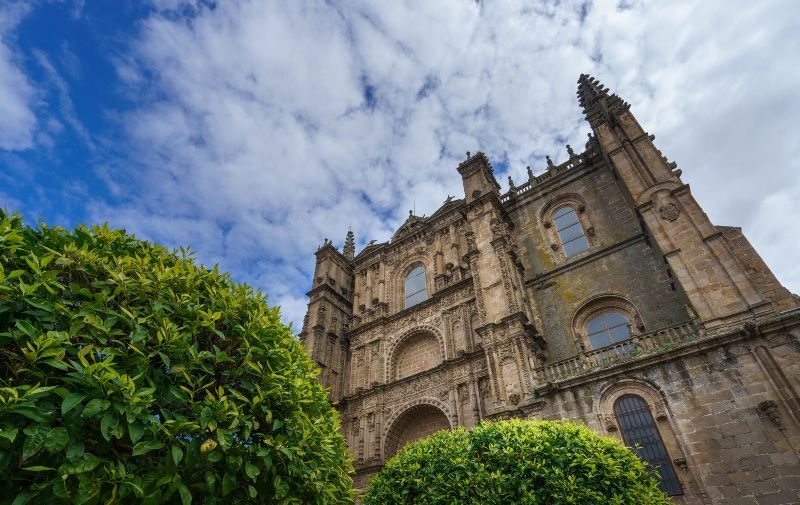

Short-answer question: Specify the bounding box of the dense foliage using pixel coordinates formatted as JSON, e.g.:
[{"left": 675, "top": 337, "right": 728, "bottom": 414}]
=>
[
  {"left": 0, "top": 212, "right": 353, "bottom": 504},
  {"left": 364, "top": 418, "right": 671, "bottom": 505}
]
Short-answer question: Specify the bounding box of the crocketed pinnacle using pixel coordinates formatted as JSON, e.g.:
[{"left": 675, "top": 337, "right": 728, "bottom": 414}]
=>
[
  {"left": 343, "top": 228, "right": 355, "bottom": 260},
  {"left": 576, "top": 74, "right": 631, "bottom": 127}
]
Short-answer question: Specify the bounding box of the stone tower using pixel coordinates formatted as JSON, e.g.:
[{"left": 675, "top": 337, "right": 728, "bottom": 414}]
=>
[{"left": 300, "top": 76, "right": 800, "bottom": 504}]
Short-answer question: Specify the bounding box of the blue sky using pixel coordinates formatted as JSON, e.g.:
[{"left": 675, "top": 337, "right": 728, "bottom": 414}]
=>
[{"left": 2, "top": 0, "right": 799, "bottom": 329}]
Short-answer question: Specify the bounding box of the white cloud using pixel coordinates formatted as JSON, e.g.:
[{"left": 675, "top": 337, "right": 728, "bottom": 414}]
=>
[
  {"left": 0, "top": 2, "right": 37, "bottom": 150},
  {"left": 97, "top": 0, "right": 800, "bottom": 327}
]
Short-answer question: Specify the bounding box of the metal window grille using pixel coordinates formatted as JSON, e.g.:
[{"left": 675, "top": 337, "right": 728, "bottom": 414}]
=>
[{"left": 614, "top": 394, "right": 683, "bottom": 496}]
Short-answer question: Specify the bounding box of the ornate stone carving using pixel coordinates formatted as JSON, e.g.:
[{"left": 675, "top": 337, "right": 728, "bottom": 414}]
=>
[
  {"left": 498, "top": 343, "right": 515, "bottom": 364},
  {"left": 457, "top": 383, "right": 469, "bottom": 403},
  {"left": 653, "top": 401, "right": 668, "bottom": 421},
  {"left": 478, "top": 376, "right": 490, "bottom": 397},
  {"left": 658, "top": 201, "right": 680, "bottom": 221}
]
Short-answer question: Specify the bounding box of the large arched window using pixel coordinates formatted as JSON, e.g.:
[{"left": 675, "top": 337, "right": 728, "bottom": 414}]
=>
[
  {"left": 553, "top": 206, "right": 589, "bottom": 256},
  {"left": 614, "top": 395, "right": 683, "bottom": 496},
  {"left": 404, "top": 265, "right": 427, "bottom": 308},
  {"left": 587, "top": 311, "right": 631, "bottom": 349}
]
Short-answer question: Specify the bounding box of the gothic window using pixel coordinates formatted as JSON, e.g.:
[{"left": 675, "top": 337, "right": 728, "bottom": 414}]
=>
[
  {"left": 553, "top": 206, "right": 589, "bottom": 256},
  {"left": 587, "top": 311, "right": 631, "bottom": 349},
  {"left": 614, "top": 395, "right": 683, "bottom": 496},
  {"left": 404, "top": 265, "right": 427, "bottom": 308}
]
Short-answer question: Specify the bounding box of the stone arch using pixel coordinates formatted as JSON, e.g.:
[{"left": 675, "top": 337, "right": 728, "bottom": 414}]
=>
[
  {"left": 390, "top": 254, "right": 433, "bottom": 313},
  {"left": 389, "top": 330, "right": 445, "bottom": 381},
  {"left": 538, "top": 192, "right": 597, "bottom": 261},
  {"left": 594, "top": 376, "right": 671, "bottom": 434},
  {"left": 594, "top": 377, "right": 705, "bottom": 499},
  {"left": 385, "top": 325, "right": 445, "bottom": 382},
  {"left": 382, "top": 398, "right": 454, "bottom": 460},
  {"left": 571, "top": 293, "right": 645, "bottom": 352}
]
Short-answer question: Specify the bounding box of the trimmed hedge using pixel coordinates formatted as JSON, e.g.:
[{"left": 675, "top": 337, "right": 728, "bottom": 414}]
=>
[
  {"left": 0, "top": 212, "right": 353, "bottom": 504},
  {"left": 364, "top": 418, "right": 671, "bottom": 505}
]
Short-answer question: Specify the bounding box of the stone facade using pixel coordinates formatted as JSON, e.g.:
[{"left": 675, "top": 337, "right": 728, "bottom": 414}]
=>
[{"left": 299, "top": 75, "right": 800, "bottom": 504}]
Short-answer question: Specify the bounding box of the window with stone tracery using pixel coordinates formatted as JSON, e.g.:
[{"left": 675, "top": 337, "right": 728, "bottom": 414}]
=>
[
  {"left": 404, "top": 265, "right": 427, "bottom": 308},
  {"left": 553, "top": 205, "right": 589, "bottom": 256},
  {"left": 587, "top": 311, "right": 631, "bottom": 349}
]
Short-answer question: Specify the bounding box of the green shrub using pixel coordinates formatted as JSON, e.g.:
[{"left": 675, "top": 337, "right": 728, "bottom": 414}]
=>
[
  {"left": 364, "top": 418, "right": 671, "bottom": 505},
  {"left": 0, "top": 212, "right": 353, "bottom": 504}
]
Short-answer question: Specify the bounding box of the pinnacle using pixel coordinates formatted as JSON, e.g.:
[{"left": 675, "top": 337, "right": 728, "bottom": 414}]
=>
[
  {"left": 575, "top": 73, "right": 630, "bottom": 127},
  {"left": 343, "top": 228, "right": 355, "bottom": 260}
]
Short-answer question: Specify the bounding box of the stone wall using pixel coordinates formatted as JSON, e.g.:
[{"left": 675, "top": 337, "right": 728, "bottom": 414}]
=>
[
  {"left": 533, "top": 323, "right": 800, "bottom": 504},
  {"left": 509, "top": 161, "right": 690, "bottom": 361},
  {"left": 393, "top": 332, "right": 442, "bottom": 379},
  {"left": 384, "top": 404, "right": 451, "bottom": 459},
  {"left": 718, "top": 226, "right": 798, "bottom": 312}
]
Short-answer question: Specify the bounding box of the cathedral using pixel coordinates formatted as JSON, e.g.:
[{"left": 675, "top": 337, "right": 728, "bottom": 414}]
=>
[{"left": 299, "top": 75, "right": 800, "bottom": 504}]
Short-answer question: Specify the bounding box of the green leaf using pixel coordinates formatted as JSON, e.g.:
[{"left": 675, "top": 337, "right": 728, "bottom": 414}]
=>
[
  {"left": 200, "top": 406, "right": 213, "bottom": 428},
  {"left": 15, "top": 320, "right": 37, "bottom": 338},
  {"left": 11, "top": 491, "right": 35, "bottom": 505},
  {"left": 100, "top": 413, "right": 119, "bottom": 441},
  {"left": 44, "top": 427, "right": 69, "bottom": 451},
  {"left": 178, "top": 483, "right": 192, "bottom": 505},
  {"left": 132, "top": 440, "right": 164, "bottom": 456},
  {"left": 42, "top": 358, "right": 69, "bottom": 370},
  {"left": 0, "top": 427, "right": 19, "bottom": 443},
  {"left": 0, "top": 450, "right": 11, "bottom": 473},
  {"left": 22, "top": 427, "right": 46, "bottom": 461},
  {"left": 128, "top": 421, "right": 144, "bottom": 444},
  {"left": 245, "top": 462, "right": 260, "bottom": 481},
  {"left": 23, "top": 466, "right": 55, "bottom": 472},
  {"left": 65, "top": 441, "right": 85, "bottom": 462},
  {"left": 172, "top": 445, "right": 183, "bottom": 466},
  {"left": 206, "top": 450, "right": 223, "bottom": 463},
  {"left": 9, "top": 406, "right": 49, "bottom": 423},
  {"left": 221, "top": 473, "right": 237, "bottom": 496},
  {"left": 59, "top": 453, "right": 100, "bottom": 474},
  {"left": 82, "top": 398, "right": 108, "bottom": 418}
]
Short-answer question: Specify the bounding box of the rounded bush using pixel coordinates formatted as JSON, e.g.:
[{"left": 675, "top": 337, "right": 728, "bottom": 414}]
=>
[
  {"left": 0, "top": 213, "right": 353, "bottom": 504},
  {"left": 364, "top": 418, "right": 671, "bottom": 505}
]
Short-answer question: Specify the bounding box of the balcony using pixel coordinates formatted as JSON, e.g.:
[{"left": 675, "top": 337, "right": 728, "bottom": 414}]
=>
[{"left": 533, "top": 320, "right": 703, "bottom": 383}]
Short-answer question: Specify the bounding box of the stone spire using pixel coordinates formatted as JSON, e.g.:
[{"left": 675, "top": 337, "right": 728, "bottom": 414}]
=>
[
  {"left": 576, "top": 74, "right": 631, "bottom": 128},
  {"left": 343, "top": 228, "right": 355, "bottom": 260}
]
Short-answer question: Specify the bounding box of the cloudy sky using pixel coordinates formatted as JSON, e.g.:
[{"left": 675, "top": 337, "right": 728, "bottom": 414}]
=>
[{"left": 1, "top": 0, "right": 798, "bottom": 329}]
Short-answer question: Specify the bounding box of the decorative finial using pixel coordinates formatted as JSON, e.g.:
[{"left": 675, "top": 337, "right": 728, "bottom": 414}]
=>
[
  {"left": 343, "top": 228, "right": 355, "bottom": 260},
  {"left": 546, "top": 156, "right": 555, "bottom": 171},
  {"left": 507, "top": 176, "right": 516, "bottom": 190},
  {"left": 466, "top": 151, "right": 471, "bottom": 159},
  {"left": 527, "top": 165, "right": 534, "bottom": 180},
  {"left": 409, "top": 209, "right": 414, "bottom": 217},
  {"left": 443, "top": 195, "right": 454, "bottom": 204},
  {"left": 566, "top": 144, "right": 576, "bottom": 159}
]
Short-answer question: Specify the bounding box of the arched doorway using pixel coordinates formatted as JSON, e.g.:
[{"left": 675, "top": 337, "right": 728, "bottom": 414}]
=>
[{"left": 384, "top": 404, "right": 451, "bottom": 460}]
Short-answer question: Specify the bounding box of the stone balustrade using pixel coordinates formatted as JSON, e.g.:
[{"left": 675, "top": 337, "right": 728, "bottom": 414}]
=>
[{"left": 533, "top": 320, "right": 703, "bottom": 383}]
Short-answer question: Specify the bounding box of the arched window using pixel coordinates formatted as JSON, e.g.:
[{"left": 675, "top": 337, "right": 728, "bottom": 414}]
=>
[
  {"left": 404, "top": 265, "right": 427, "bottom": 308},
  {"left": 587, "top": 311, "right": 631, "bottom": 349},
  {"left": 553, "top": 206, "right": 589, "bottom": 256},
  {"left": 614, "top": 395, "right": 683, "bottom": 496}
]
